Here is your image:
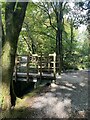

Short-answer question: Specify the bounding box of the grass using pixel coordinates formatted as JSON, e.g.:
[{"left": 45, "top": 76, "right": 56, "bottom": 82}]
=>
[
  {"left": 1, "top": 85, "right": 46, "bottom": 119},
  {"left": 15, "top": 84, "right": 46, "bottom": 108},
  {"left": 25, "top": 85, "right": 44, "bottom": 97}
]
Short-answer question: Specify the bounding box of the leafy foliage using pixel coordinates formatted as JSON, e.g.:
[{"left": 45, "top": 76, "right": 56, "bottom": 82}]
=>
[{"left": 17, "top": 2, "right": 89, "bottom": 70}]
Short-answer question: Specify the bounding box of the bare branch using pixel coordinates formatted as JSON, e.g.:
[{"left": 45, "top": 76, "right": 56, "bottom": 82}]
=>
[
  {"left": 50, "top": 2, "right": 58, "bottom": 15},
  {"left": 24, "top": 22, "right": 33, "bottom": 40},
  {"left": 62, "top": 2, "right": 68, "bottom": 11},
  {"left": 37, "top": 3, "right": 57, "bottom": 31},
  {"left": 22, "top": 35, "right": 31, "bottom": 52}
]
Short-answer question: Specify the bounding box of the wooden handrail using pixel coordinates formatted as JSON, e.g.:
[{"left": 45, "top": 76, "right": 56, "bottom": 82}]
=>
[{"left": 14, "top": 53, "right": 58, "bottom": 81}]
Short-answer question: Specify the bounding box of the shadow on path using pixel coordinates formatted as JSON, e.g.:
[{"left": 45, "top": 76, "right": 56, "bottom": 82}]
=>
[{"left": 1, "top": 70, "right": 88, "bottom": 119}]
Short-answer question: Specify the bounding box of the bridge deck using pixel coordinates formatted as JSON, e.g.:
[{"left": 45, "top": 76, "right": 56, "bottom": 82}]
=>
[{"left": 13, "top": 72, "right": 55, "bottom": 81}]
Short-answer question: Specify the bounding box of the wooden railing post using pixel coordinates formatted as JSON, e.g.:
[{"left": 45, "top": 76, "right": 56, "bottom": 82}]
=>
[
  {"left": 53, "top": 52, "right": 56, "bottom": 81},
  {"left": 27, "top": 55, "right": 29, "bottom": 82},
  {"left": 48, "top": 58, "right": 50, "bottom": 73},
  {"left": 40, "top": 53, "right": 42, "bottom": 83},
  {"left": 13, "top": 53, "right": 57, "bottom": 83},
  {"left": 37, "top": 55, "right": 39, "bottom": 74}
]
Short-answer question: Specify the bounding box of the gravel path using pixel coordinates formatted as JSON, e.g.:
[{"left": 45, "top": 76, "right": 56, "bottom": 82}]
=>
[
  {"left": 25, "top": 70, "right": 88, "bottom": 118},
  {"left": 1, "top": 70, "right": 88, "bottom": 119}
]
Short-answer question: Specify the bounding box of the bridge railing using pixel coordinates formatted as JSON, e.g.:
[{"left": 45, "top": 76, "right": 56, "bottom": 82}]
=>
[{"left": 14, "top": 53, "right": 60, "bottom": 82}]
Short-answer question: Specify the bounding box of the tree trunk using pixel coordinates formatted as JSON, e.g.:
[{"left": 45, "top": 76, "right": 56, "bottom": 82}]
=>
[
  {"left": 70, "top": 18, "right": 74, "bottom": 54},
  {"left": 0, "top": 4, "right": 2, "bottom": 108},
  {"left": 56, "top": 2, "right": 63, "bottom": 74},
  {"left": 2, "top": 41, "right": 15, "bottom": 109},
  {"left": 2, "top": 2, "right": 28, "bottom": 110}
]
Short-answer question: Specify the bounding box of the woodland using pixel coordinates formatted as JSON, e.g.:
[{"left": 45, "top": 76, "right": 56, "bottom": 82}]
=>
[{"left": 0, "top": 1, "right": 90, "bottom": 119}]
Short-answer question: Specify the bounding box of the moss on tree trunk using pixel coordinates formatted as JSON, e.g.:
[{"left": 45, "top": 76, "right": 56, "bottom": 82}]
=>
[
  {"left": 2, "top": 2, "right": 28, "bottom": 110},
  {"left": 2, "top": 41, "right": 12, "bottom": 109}
]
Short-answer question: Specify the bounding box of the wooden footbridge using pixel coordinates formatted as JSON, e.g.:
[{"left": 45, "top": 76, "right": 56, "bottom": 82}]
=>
[{"left": 13, "top": 53, "right": 60, "bottom": 82}]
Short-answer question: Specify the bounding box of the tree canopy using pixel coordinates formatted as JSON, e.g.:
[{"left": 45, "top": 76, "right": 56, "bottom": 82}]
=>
[
  {"left": 17, "top": 2, "right": 89, "bottom": 70},
  {"left": 1, "top": 1, "right": 89, "bottom": 110}
]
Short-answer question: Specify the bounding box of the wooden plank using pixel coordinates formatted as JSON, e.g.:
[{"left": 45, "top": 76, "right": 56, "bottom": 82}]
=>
[
  {"left": 13, "top": 78, "right": 28, "bottom": 82},
  {"left": 13, "top": 53, "right": 58, "bottom": 82},
  {"left": 13, "top": 72, "right": 55, "bottom": 78},
  {"left": 32, "top": 54, "right": 38, "bottom": 57}
]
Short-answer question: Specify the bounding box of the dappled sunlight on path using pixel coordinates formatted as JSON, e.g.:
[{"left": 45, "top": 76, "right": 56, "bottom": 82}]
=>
[
  {"left": 1, "top": 70, "right": 88, "bottom": 119},
  {"left": 30, "top": 92, "right": 71, "bottom": 118},
  {"left": 27, "top": 70, "right": 88, "bottom": 118}
]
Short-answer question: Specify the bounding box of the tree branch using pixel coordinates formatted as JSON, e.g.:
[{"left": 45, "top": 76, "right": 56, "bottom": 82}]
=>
[
  {"left": 62, "top": 2, "right": 68, "bottom": 11},
  {"left": 32, "top": 30, "right": 55, "bottom": 40},
  {"left": 37, "top": 3, "right": 57, "bottom": 31},
  {"left": 22, "top": 35, "right": 31, "bottom": 53}
]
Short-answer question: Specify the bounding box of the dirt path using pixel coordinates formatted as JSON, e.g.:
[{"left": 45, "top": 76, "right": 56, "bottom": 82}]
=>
[
  {"left": 1, "top": 70, "right": 88, "bottom": 119},
  {"left": 23, "top": 70, "right": 88, "bottom": 118}
]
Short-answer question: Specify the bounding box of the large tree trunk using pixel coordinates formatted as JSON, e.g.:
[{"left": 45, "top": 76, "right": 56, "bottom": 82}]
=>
[
  {"left": 2, "top": 2, "right": 28, "bottom": 110},
  {"left": 70, "top": 18, "right": 74, "bottom": 54},
  {"left": 0, "top": 4, "right": 2, "bottom": 109},
  {"left": 2, "top": 41, "right": 15, "bottom": 109},
  {"left": 56, "top": 2, "right": 63, "bottom": 74}
]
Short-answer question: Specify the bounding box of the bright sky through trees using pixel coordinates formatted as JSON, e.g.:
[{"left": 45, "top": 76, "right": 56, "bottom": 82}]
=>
[{"left": 78, "top": 25, "right": 86, "bottom": 33}]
